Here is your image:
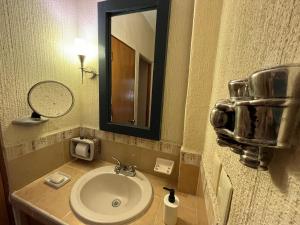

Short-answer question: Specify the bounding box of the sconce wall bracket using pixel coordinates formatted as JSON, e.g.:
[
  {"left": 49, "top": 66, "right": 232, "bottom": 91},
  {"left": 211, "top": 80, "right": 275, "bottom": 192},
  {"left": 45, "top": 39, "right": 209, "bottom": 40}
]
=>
[{"left": 78, "top": 54, "right": 99, "bottom": 83}]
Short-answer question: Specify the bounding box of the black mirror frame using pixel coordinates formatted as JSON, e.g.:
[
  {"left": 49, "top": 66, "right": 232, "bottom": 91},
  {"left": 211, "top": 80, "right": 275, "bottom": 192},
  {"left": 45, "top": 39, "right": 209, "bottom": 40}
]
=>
[{"left": 98, "top": 0, "right": 170, "bottom": 140}]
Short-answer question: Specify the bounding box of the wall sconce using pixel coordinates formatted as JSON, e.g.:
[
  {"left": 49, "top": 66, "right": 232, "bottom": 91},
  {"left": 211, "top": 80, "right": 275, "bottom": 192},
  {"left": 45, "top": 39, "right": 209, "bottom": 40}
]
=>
[{"left": 74, "top": 38, "right": 98, "bottom": 83}]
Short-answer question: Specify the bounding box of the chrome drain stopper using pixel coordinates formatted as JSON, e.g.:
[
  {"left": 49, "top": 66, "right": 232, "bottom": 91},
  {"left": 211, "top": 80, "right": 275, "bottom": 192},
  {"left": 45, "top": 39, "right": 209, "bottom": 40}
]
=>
[{"left": 112, "top": 199, "right": 121, "bottom": 207}]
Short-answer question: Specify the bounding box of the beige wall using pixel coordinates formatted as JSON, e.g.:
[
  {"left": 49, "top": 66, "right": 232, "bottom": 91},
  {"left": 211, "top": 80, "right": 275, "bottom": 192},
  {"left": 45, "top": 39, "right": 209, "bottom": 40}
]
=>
[
  {"left": 185, "top": 0, "right": 300, "bottom": 224},
  {"left": 0, "top": 0, "right": 81, "bottom": 190},
  {"left": 0, "top": 0, "right": 81, "bottom": 147},
  {"left": 78, "top": 0, "right": 194, "bottom": 144},
  {"left": 182, "top": 0, "right": 223, "bottom": 154},
  {"left": 178, "top": 0, "right": 223, "bottom": 195},
  {"left": 111, "top": 12, "right": 155, "bottom": 61}
]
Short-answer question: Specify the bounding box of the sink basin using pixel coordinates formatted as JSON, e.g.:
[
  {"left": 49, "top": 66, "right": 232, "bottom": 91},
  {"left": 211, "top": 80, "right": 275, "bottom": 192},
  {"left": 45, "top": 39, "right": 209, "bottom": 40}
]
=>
[{"left": 70, "top": 165, "right": 153, "bottom": 224}]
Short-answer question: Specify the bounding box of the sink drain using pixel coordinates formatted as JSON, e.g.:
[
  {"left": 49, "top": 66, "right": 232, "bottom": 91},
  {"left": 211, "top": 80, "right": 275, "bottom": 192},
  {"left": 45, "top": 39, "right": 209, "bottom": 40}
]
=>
[{"left": 112, "top": 199, "right": 121, "bottom": 207}]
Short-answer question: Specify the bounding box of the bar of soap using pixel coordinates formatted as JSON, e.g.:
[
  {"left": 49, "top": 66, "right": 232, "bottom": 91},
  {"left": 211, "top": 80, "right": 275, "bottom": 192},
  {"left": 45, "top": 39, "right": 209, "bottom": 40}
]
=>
[{"left": 49, "top": 173, "right": 65, "bottom": 184}]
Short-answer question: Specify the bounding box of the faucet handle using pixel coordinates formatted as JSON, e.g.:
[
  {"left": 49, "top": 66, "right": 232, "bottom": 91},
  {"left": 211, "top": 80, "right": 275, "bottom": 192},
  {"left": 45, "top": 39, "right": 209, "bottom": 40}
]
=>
[
  {"left": 112, "top": 157, "right": 121, "bottom": 166},
  {"left": 128, "top": 165, "right": 137, "bottom": 172}
]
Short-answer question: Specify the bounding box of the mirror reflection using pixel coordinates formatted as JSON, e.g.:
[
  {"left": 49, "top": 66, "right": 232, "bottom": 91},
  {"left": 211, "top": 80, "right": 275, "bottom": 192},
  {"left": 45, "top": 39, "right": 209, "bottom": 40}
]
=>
[{"left": 110, "top": 9, "right": 157, "bottom": 128}]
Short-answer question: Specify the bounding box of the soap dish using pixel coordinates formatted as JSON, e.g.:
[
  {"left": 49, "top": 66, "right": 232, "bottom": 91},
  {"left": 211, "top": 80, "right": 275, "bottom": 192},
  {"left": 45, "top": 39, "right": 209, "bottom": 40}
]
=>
[
  {"left": 44, "top": 172, "right": 71, "bottom": 189},
  {"left": 154, "top": 158, "right": 174, "bottom": 175}
]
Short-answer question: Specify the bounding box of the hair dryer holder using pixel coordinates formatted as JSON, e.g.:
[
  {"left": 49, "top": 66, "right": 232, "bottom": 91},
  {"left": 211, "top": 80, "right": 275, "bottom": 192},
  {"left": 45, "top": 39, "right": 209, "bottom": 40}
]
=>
[{"left": 210, "top": 64, "right": 300, "bottom": 170}]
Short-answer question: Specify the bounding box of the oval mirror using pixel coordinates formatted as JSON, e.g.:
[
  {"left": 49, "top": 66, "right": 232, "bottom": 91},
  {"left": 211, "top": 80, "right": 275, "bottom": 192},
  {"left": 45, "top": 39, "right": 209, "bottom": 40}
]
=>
[{"left": 28, "top": 81, "right": 74, "bottom": 118}]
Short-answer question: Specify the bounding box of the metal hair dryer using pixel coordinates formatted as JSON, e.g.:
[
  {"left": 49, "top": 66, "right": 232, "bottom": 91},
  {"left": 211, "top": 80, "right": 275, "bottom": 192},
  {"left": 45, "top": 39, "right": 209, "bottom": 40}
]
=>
[{"left": 210, "top": 64, "right": 300, "bottom": 170}]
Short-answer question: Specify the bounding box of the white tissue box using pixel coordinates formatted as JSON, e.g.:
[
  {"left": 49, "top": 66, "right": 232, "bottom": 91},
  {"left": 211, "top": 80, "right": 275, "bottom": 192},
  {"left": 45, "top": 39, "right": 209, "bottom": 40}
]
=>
[{"left": 70, "top": 137, "right": 99, "bottom": 161}]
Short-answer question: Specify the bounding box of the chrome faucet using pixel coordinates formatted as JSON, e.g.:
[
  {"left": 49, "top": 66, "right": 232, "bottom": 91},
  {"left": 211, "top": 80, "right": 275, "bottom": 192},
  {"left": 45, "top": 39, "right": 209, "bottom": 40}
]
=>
[{"left": 112, "top": 157, "right": 137, "bottom": 177}]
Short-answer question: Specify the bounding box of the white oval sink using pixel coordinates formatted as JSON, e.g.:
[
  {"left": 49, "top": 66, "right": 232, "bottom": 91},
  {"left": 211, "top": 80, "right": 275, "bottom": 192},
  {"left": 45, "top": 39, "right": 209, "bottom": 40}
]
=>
[{"left": 70, "top": 165, "right": 153, "bottom": 224}]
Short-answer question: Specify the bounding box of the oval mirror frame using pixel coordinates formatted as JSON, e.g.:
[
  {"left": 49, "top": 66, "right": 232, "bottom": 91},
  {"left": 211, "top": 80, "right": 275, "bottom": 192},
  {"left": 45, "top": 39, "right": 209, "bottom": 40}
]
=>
[{"left": 27, "top": 80, "right": 75, "bottom": 118}]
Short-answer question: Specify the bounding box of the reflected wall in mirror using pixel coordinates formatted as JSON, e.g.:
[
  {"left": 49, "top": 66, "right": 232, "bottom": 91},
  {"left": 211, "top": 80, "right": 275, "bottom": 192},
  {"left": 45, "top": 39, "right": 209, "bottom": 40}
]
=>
[
  {"left": 98, "top": 0, "right": 170, "bottom": 140},
  {"left": 110, "top": 10, "right": 156, "bottom": 128}
]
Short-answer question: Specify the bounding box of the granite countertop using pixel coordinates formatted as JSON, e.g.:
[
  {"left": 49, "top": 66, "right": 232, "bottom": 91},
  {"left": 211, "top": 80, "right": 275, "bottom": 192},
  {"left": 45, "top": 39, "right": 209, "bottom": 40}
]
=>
[{"left": 12, "top": 159, "right": 208, "bottom": 225}]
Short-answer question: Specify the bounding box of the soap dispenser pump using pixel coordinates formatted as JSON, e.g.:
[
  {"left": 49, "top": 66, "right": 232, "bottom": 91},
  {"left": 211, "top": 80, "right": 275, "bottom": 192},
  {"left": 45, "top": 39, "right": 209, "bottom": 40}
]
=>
[{"left": 163, "top": 187, "right": 179, "bottom": 225}]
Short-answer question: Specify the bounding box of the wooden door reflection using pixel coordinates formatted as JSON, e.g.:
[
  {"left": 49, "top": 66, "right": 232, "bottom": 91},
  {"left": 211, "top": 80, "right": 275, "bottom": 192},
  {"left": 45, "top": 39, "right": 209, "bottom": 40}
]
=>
[{"left": 111, "top": 35, "right": 135, "bottom": 124}]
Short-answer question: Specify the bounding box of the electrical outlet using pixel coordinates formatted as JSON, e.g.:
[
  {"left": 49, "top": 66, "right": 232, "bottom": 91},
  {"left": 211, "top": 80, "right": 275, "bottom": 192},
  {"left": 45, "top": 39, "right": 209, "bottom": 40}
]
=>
[{"left": 217, "top": 168, "right": 233, "bottom": 225}]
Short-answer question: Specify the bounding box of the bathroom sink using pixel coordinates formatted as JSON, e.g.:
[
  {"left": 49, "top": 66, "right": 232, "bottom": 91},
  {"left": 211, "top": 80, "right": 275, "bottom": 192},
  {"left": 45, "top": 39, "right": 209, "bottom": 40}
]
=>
[{"left": 70, "top": 165, "right": 153, "bottom": 224}]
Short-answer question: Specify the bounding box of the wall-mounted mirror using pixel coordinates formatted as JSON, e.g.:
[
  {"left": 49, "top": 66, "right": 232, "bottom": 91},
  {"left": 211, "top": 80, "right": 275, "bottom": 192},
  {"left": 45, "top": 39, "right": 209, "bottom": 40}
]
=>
[
  {"left": 13, "top": 81, "right": 74, "bottom": 125},
  {"left": 98, "top": 0, "right": 170, "bottom": 140}
]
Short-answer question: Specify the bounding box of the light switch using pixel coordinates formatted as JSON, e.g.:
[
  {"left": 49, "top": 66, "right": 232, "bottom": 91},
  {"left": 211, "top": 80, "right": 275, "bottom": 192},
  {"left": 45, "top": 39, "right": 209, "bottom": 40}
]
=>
[
  {"left": 212, "top": 153, "right": 222, "bottom": 194},
  {"left": 217, "top": 168, "right": 233, "bottom": 225}
]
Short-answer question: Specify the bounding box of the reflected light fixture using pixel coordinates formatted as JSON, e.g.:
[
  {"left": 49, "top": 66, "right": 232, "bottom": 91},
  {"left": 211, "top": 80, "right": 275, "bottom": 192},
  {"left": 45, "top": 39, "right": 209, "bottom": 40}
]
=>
[{"left": 74, "top": 38, "right": 98, "bottom": 83}]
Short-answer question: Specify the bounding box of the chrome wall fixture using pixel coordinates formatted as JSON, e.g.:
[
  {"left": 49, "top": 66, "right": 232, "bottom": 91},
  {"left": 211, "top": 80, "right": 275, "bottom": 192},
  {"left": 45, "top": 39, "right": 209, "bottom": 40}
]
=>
[
  {"left": 210, "top": 64, "right": 300, "bottom": 170},
  {"left": 78, "top": 54, "right": 98, "bottom": 83},
  {"left": 74, "top": 38, "right": 99, "bottom": 83}
]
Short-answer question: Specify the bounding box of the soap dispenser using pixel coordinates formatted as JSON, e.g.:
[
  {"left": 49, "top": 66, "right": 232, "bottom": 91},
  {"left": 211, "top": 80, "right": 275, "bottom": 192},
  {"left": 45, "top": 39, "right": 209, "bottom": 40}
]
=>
[{"left": 163, "top": 187, "right": 179, "bottom": 225}]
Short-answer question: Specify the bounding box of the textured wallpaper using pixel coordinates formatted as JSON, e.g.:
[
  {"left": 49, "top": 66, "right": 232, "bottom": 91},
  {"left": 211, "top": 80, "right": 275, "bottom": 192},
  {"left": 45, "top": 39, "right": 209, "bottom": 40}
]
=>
[
  {"left": 0, "top": 0, "right": 84, "bottom": 189},
  {"left": 185, "top": 0, "right": 300, "bottom": 224},
  {"left": 0, "top": 0, "right": 81, "bottom": 151},
  {"left": 182, "top": 0, "right": 223, "bottom": 154}
]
